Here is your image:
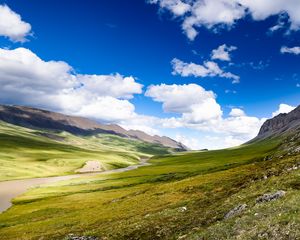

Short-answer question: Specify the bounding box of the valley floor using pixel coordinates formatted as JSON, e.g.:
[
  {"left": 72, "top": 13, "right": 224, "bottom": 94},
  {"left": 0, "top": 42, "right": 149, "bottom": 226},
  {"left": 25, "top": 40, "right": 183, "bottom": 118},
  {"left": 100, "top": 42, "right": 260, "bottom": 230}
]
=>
[
  {"left": 0, "top": 121, "right": 170, "bottom": 182},
  {"left": 0, "top": 158, "right": 150, "bottom": 213},
  {"left": 1, "top": 137, "right": 300, "bottom": 239}
]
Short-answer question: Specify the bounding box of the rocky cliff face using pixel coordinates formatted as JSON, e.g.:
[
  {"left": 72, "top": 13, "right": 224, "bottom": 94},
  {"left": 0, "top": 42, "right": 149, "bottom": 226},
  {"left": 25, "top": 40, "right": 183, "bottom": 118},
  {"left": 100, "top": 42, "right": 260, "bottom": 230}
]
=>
[
  {"left": 0, "top": 105, "right": 187, "bottom": 150},
  {"left": 255, "top": 105, "right": 300, "bottom": 140}
]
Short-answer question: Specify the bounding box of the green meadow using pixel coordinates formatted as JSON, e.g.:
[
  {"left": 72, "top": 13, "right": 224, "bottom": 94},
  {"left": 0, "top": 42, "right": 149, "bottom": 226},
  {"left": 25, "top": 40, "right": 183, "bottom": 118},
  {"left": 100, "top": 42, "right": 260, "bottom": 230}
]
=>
[
  {"left": 0, "top": 121, "right": 170, "bottom": 181},
  {"left": 1, "top": 128, "right": 299, "bottom": 240}
]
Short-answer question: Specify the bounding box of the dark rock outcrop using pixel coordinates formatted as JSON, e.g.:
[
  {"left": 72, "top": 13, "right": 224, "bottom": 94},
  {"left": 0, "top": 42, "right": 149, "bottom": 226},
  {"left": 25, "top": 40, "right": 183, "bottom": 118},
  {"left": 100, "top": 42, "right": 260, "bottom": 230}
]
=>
[
  {"left": 256, "top": 190, "right": 286, "bottom": 203},
  {"left": 224, "top": 204, "right": 247, "bottom": 219},
  {"left": 254, "top": 105, "right": 300, "bottom": 141}
]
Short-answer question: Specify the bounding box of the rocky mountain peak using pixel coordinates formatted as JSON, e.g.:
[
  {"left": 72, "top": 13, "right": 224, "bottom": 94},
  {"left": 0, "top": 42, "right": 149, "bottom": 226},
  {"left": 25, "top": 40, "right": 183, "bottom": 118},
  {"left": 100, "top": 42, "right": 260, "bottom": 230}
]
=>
[{"left": 255, "top": 105, "right": 300, "bottom": 140}]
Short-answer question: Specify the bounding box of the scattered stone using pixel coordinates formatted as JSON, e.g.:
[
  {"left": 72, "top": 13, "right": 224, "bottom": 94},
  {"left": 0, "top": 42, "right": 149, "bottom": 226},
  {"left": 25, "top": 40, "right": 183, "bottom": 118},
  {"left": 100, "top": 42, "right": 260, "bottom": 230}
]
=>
[
  {"left": 66, "top": 234, "right": 98, "bottom": 240},
  {"left": 292, "top": 146, "right": 300, "bottom": 153},
  {"left": 264, "top": 156, "right": 272, "bottom": 161},
  {"left": 178, "top": 206, "right": 187, "bottom": 212},
  {"left": 258, "top": 232, "right": 269, "bottom": 238},
  {"left": 111, "top": 198, "right": 121, "bottom": 203},
  {"left": 286, "top": 164, "right": 300, "bottom": 172},
  {"left": 224, "top": 204, "right": 247, "bottom": 219},
  {"left": 256, "top": 190, "right": 286, "bottom": 204},
  {"left": 263, "top": 175, "right": 268, "bottom": 180},
  {"left": 178, "top": 234, "right": 187, "bottom": 239}
]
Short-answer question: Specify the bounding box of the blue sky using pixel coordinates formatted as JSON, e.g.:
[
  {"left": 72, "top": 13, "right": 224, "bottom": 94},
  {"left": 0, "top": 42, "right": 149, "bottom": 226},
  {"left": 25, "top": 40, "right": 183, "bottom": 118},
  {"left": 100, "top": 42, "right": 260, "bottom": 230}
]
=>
[{"left": 0, "top": 0, "right": 299, "bottom": 149}]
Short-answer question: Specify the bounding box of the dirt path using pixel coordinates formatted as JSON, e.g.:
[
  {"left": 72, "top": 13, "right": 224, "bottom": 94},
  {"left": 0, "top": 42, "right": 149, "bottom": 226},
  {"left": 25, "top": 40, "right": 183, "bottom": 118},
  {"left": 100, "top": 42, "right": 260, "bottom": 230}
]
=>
[
  {"left": 76, "top": 161, "right": 103, "bottom": 173},
  {"left": 0, "top": 158, "right": 150, "bottom": 213}
]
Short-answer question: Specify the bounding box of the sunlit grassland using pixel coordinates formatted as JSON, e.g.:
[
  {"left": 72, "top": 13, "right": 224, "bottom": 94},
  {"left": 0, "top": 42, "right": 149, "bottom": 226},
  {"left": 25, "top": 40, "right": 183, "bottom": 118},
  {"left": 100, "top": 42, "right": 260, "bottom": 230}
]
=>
[
  {"left": 1, "top": 137, "right": 298, "bottom": 239},
  {"left": 187, "top": 167, "right": 300, "bottom": 239},
  {"left": 0, "top": 121, "right": 171, "bottom": 181}
]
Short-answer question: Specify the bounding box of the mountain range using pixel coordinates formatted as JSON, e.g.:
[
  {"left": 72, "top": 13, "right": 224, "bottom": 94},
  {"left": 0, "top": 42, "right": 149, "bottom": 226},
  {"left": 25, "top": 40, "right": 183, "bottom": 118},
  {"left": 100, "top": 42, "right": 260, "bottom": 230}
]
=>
[{"left": 0, "top": 105, "right": 187, "bottom": 150}]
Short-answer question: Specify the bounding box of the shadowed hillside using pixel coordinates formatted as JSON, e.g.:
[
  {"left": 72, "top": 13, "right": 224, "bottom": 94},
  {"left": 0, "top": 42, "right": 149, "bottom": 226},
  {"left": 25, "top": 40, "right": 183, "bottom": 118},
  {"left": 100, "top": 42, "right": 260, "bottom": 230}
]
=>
[
  {"left": 0, "top": 105, "right": 187, "bottom": 150},
  {"left": 0, "top": 120, "right": 175, "bottom": 181}
]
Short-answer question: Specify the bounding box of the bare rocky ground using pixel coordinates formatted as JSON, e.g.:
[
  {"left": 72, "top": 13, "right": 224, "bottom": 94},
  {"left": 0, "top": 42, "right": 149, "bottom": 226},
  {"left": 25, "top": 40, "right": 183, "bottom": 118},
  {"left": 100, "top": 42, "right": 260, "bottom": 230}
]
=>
[
  {"left": 76, "top": 161, "right": 103, "bottom": 173},
  {"left": 65, "top": 234, "right": 98, "bottom": 240}
]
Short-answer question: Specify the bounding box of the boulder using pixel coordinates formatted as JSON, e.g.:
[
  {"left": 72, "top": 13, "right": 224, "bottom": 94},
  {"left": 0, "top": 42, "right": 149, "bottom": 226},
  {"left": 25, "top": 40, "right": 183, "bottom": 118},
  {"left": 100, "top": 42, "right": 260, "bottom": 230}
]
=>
[
  {"left": 224, "top": 204, "right": 247, "bottom": 219},
  {"left": 256, "top": 190, "right": 286, "bottom": 204}
]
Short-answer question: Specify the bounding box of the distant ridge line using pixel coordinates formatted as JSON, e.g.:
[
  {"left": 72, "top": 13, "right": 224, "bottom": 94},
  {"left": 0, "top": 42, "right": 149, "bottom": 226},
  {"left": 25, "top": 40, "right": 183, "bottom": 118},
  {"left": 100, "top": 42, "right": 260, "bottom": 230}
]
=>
[{"left": 0, "top": 104, "right": 187, "bottom": 150}]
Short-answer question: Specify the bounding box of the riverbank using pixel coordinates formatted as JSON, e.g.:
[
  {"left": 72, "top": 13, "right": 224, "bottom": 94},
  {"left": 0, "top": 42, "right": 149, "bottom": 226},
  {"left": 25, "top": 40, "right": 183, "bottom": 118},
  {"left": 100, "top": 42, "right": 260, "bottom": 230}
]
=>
[{"left": 0, "top": 158, "right": 150, "bottom": 213}]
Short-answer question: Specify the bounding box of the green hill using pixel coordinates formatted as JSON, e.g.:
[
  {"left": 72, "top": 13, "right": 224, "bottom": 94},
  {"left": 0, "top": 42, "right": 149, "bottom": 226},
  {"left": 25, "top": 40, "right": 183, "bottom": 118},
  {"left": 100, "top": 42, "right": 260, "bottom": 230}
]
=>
[{"left": 0, "top": 121, "right": 172, "bottom": 181}]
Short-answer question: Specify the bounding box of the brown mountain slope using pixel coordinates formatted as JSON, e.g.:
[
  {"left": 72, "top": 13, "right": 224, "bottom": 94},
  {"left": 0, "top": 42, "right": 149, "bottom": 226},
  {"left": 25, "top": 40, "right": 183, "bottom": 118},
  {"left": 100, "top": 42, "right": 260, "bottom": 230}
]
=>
[
  {"left": 0, "top": 105, "right": 187, "bottom": 150},
  {"left": 252, "top": 104, "right": 300, "bottom": 141}
]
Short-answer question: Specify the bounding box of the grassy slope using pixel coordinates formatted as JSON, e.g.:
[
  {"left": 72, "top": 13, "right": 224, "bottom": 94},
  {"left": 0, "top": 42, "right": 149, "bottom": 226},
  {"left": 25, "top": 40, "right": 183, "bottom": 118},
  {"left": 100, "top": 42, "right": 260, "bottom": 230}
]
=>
[
  {"left": 0, "top": 121, "right": 171, "bottom": 181},
  {"left": 2, "top": 137, "right": 299, "bottom": 239}
]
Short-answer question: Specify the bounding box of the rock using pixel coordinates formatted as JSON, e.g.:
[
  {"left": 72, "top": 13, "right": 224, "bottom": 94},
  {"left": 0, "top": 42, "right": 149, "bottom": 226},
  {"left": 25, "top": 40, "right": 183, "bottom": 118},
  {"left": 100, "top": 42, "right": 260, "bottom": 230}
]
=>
[
  {"left": 224, "top": 204, "right": 247, "bottom": 219},
  {"left": 292, "top": 146, "right": 300, "bottom": 153},
  {"left": 264, "top": 156, "right": 272, "bottom": 161},
  {"left": 256, "top": 190, "right": 286, "bottom": 204},
  {"left": 293, "top": 165, "right": 298, "bottom": 170},
  {"left": 178, "top": 234, "right": 187, "bottom": 239},
  {"left": 66, "top": 234, "right": 98, "bottom": 240},
  {"left": 178, "top": 206, "right": 187, "bottom": 212}
]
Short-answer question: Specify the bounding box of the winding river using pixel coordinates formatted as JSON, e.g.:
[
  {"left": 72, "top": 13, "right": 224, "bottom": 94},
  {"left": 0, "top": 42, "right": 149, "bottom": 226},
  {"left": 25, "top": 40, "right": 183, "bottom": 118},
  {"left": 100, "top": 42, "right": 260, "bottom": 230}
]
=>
[{"left": 0, "top": 159, "right": 149, "bottom": 213}]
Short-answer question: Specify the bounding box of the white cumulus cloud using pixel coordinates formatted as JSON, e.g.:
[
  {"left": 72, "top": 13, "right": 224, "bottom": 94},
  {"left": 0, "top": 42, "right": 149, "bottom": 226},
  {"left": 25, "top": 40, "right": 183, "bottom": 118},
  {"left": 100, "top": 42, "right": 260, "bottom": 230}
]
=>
[
  {"left": 229, "top": 108, "right": 245, "bottom": 117},
  {"left": 272, "top": 103, "right": 295, "bottom": 117},
  {"left": 174, "top": 134, "right": 203, "bottom": 150},
  {"left": 146, "top": 83, "right": 266, "bottom": 147},
  {"left": 280, "top": 46, "right": 300, "bottom": 55},
  {"left": 171, "top": 58, "right": 240, "bottom": 83},
  {"left": 211, "top": 44, "right": 237, "bottom": 61},
  {"left": 0, "top": 4, "right": 31, "bottom": 42},
  {"left": 145, "top": 84, "right": 221, "bottom": 120},
  {"left": 182, "top": 0, "right": 245, "bottom": 40},
  {"left": 77, "top": 74, "right": 142, "bottom": 99},
  {"left": 149, "top": 0, "right": 300, "bottom": 40},
  {"left": 0, "top": 47, "right": 143, "bottom": 123},
  {"left": 148, "top": 0, "right": 191, "bottom": 16}
]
